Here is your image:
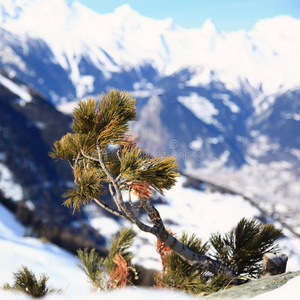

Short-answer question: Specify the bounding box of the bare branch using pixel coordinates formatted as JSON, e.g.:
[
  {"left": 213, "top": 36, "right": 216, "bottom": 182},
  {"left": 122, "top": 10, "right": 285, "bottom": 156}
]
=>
[
  {"left": 96, "top": 144, "right": 153, "bottom": 233},
  {"left": 109, "top": 183, "right": 122, "bottom": 212},
  {"left": 74, "top": 152, "right": 81, "bottom": 165},
  {"left": 154, "top": 225, "right": 236, "bottom": 279},
  {"left": 138, "top": 196, "right": 236, "bottom": 279},
  {"left": 128, "top": 187, "right": 143, "bottom": 211},
  {"left": 115, "top": 173, "right": 122, "bottom": 183},
  {"left": 81, "top": 150, "right": 99, "bottom": 162},
  {"left": 93, "top": 198, "right": 129, "bottom": 221},
  {"left": 68, "top": 161, "right": 74, "bottom": 170},
  {"left": 117, "top": 149, "right": 122, "bottom": 162}
]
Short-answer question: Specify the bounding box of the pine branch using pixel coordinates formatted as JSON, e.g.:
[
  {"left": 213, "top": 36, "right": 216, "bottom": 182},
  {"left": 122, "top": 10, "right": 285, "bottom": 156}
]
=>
[
  {"left": 96, "top": 144, "right": 152, "bottom": 233},
  {"left": 128, "top": 187, "right": 143, "bottom": 210},
  {"left": 77, "top": 228, "right": 138, "bottom": 291},
  {"left": 50, "top": 89, "right": 254, "bottom": 282},
  {"left": 71, "top": 90, "right": 137, "bottom": 146},
  {"left": 108, "top": 182, "right": 122, "bottom": 212},
  {"left": 62, "top": 164, "right": 105, "bottom": 211},
  {"left": 120, "top": 146, "right": 179, "bottom": 194},
  {"left": 92, "top": 198, "right": 130, "bottom": 221},
  {"left": 76, "top": 248, "right": 105, "bottom": 290},
  {"left": 3, "top": 266, "right": 59, "bottom": 297},
  {"left": 104, "top": 227, "right": 136, "bottom": 274},
  {"left": 210, "top": 218, "right": 283, "bottom": 278},
  {"left": 157, "top": 232, "right": 229, "bottom": 295}
]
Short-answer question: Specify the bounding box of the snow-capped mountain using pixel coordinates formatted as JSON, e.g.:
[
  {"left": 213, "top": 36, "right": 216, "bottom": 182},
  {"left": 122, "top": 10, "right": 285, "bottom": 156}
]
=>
[
  {"left": 0, "top": 0, "right": 300, "bottom": 102},
  {"left": 0, "top": 0, "right": 300, "bottom": 261},
  {"left": 0, "top": 71, "right": 107, "bottom": 255}
]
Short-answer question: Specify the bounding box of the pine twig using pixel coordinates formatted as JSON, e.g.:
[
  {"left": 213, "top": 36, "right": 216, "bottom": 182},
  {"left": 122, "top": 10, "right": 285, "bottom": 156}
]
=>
[
  {"left": 128, "top": 187, "right": 143, "bottom": 211},
  {"left": 96, "top": 144, "right": 152, "bottom": 233},
  {"left": 81, "top": 150, "right": 99, "bottom": 162},
  {"left": 108, "top": 183, "right": 122, "bottom": 212},
  {"left": 93, "top": 198, "right": 130, "bottom": 221}
]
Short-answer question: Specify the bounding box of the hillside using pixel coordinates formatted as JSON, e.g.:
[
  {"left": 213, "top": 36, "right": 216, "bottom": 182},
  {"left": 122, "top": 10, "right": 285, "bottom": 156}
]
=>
[{"left": 1, "top": 195, "right": 300, "bottom": 299}]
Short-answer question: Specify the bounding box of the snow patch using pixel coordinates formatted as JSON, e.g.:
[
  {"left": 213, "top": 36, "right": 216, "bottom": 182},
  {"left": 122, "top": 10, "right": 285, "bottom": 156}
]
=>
[
  {"left": 0, "top": 73, "right": 32, "bottom": 104},
  {"left": 0, "top": 203, "right": 25, "bottom": 238},
  {"left": 177, "top": 93, "right": 219, "bottom": 124},
  {"left": 281, "top": 113, "right": 300, "bottom": 121},
  {"left": 0, "top": 204, "right": 90, "bottom": 296},
  {"left": 0, "top": 163, "right": 23, "bottom": 201},
  {"left": 212, "top": 93, "right": 240, "bottom": 113},
  {"left": 189, "top": 138, "right": 203, "bottom": 150}
]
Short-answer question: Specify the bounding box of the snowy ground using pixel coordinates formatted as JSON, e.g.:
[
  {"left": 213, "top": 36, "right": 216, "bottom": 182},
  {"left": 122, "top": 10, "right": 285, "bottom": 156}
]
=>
[
  {"left": 1, "top": 175, "right": 300, "bottom": 299},
  {"left": 0, "top": 204, "right": 90, "bottom": 296},
  {"left": 186, "top": 161, "right": 300, "bottom": 232},
  {"left": 0, "top": 201, "right": 300, "bottom": 300}
]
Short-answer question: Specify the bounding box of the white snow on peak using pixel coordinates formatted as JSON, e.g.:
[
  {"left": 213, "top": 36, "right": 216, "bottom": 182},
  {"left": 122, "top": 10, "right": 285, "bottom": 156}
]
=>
[
  {"left": 200, "top": 18, "right": 217, "bottom": 36},
  {"left": 113, "top": 3, "right": 138, "bottom": 17},
  {"left": 0, "top": 0, "right": 300, "bottom": 97}
]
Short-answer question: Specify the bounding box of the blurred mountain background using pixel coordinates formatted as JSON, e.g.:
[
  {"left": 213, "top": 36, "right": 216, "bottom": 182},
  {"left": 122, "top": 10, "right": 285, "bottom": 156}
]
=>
[{"left": 0, "top": 0, "right": 300, "bottom": 274}]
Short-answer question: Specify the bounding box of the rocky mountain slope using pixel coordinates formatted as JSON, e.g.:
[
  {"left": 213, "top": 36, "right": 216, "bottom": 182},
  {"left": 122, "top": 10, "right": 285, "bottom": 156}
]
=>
[
  {"left": 0, "top": 0, "right": 299, "bottom": 267},
  {"left": 0, "top": 0, "right": 299, "bottom": 171},
  {"left": 0, "top": 71, "right": 106, "bottom": 252}
]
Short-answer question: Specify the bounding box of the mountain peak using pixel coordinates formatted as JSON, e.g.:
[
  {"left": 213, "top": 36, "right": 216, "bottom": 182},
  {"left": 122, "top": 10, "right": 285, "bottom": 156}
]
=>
[
  {"left": 114, "top": 4, "right": 139, "bottom": 18},
  {"left": 200, "top": 19, "right": 217, "bottom": 35},
  {"left": 115, "top": 4, "right": 132, "bottom": 14}
]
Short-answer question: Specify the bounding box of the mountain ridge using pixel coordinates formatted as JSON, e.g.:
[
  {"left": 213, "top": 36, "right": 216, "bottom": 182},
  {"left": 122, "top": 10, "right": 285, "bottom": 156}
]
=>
[{"left": 1, "top": 0, "right": 299, "bottom": 103}]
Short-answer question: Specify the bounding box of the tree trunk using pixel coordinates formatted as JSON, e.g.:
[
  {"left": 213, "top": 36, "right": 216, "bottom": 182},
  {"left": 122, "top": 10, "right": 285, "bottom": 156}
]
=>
[
  {"left": 154, "top": 225, "right": 236, "bottom": 278},
  {"left": 139, "top": 197, "right": 237, "bottom": 279},
  {"left": 96, "top": 146, "right": 237, "bottom": 280}
]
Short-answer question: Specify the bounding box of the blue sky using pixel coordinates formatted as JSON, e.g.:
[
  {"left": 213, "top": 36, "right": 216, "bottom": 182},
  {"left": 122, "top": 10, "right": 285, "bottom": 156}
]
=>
[{"left": 75, "top": 0, "right": 300, "bottom": 31}]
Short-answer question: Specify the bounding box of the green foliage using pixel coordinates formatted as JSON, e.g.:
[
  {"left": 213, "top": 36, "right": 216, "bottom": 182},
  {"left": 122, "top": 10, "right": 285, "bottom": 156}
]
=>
[
  {"left": 120, "top": 145, "right": 179, "bottom": 194},
  {"left": 71, "top": 90, "right": 137, "bottom": 146},
  {"left": 2, "top": 266, "right": 59, "bottom": 298},
  {"left": 49, "top": 133, "right": 79, "bottom": 162},
  {"left": 76, "top": 248, "right": 106, "bottom": 290},
  {"left": 63, "top": 164, "right": 106, "bottom": 211},
  {"left": 163, "top": 232, "right": 209, "bottom": 278},
  {"left": 157, "top": 232, "right": 228, "bottom": 295},
  {"left": 157, "top": 218, "right": 283, "bottom": 295},
  {"left": 50, "top": 133, "right": 97, "bottom": 162},
  {"left": 210, "top": 218, "right": 283, "bottom": 278},
  {"left": 104, "top": 226, "right": 136, "bottom": 274},
  {"left": 76, "top": 227, "right": 137, "bottom": 291},
  {"left": 49, "top": 88, "right": 179, "bottom": 211}
]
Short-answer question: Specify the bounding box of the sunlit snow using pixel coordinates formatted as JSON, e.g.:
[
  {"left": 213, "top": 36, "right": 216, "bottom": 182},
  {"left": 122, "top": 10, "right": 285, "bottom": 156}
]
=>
[
  {"left": 177, "top": 93, "right": 219, "bottom": 124},
  {"left": 0, "top": 203, "right": 90, "bottom": 296},
  {"left": 1, "top": 176, "right": 300, "bottom": 298},
  {"left": 0, "top": 73, "right": 32, "bottom": 105},
  {"left": 0, "top": 163, "right": 23, "bottom": 201}
]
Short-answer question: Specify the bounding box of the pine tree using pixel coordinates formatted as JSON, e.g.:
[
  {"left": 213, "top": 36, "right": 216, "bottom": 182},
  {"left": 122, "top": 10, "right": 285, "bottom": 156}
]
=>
[
  {"left": 155, "top": 231, "right": 229, "bottom": 295},
  {"left": 76, "top": 227, "right": 137, "bottom": 290},
  {"left": 155, "top": 219, "right": 283, "bottom": 295},
  {"left": 50, "top": 89, "right": 282, "bottom": 282},
  {"left": 2, "top": 266, "right": 59, "bottom": 298}
]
